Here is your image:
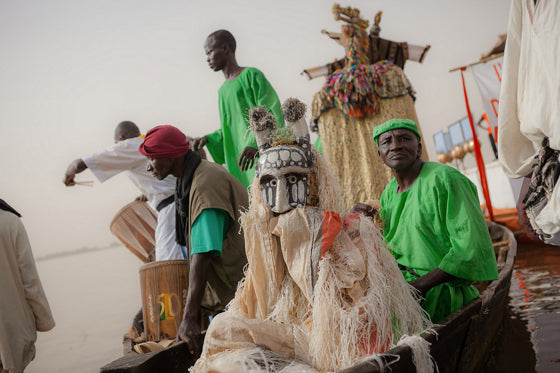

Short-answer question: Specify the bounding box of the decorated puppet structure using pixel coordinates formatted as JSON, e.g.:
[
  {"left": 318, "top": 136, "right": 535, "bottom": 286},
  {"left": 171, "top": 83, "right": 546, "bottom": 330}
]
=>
[
  {"left": 193, "top": 98, "right": 432, "bottom": 372},
  {"left": 304, "top": 4, "right": 430, "bottom": 209}
]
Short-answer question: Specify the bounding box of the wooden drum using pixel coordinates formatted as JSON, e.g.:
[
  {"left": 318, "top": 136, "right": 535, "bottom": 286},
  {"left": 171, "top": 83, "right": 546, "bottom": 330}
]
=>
[
  {"left": 110, "top": 200, "right": 157, "bottom": 263},
  {"left": 139, "top": 259, "right": 189, "bottom": 341}
]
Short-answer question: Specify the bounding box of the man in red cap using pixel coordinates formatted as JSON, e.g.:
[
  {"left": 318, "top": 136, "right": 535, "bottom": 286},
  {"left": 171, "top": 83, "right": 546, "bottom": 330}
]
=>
[{"left": 140, "top": 125, "right": 249, "bottom": 355}]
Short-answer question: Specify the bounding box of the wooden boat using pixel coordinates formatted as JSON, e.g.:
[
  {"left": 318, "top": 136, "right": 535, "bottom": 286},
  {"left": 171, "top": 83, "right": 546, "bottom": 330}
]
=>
[
  {"left": 342, "top": 221, "right": 517, "bottom": 373},
  {"left": 100, "top": 221, "right": 516, "bottom": 373}
]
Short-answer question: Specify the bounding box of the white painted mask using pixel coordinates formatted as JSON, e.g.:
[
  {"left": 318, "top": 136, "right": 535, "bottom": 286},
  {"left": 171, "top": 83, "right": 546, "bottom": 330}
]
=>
[
  {"left": 250, "top": 98, "right": 315, "bottom": 214},
  {"left": 257, "top": 146, "right": 310, "bottom": 214}
]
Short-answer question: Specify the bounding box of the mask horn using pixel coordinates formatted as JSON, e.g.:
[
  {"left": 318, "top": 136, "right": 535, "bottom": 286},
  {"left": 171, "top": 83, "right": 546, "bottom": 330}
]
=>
[
  {"left": 249, "top": 106, "right": 276, "bottom": 152},
  {"left": 282, "top": 98, "right": 313, "bottom": 165}
]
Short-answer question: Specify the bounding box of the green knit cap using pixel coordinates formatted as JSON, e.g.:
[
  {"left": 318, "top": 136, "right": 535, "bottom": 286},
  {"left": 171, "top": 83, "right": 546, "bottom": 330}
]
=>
[{"left": 372, "top": 118, "right": 421, "bottom": 146}]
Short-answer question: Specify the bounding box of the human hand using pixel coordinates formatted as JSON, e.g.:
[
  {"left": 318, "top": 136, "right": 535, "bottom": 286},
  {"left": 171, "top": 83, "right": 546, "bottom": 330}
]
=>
[
  {"left": 516, "top": 203, "right": 540, "bottom": 241},
  {"left": 350, "top": 202, "right": 378, "bottom": 219},
  {"left": 238, "top": 146, "right": 259, "bottom": 172},
  {"left": 192, "top": 136, "right": 208, "bottom": 152},
  {"left": 63, "top": 172, "right": 76, "bottom": 186},
  {"left": 177, "top": 313, "right": 203, "bottom": 355},
  {"left": 516, "top": 177, "right": 540, "bottom": 241},
  {"left": 63, "top": 159, "right": 87, "bottom": 187},
  {"left": 409, "top": 278, "right": 429, "bottom": 299}
]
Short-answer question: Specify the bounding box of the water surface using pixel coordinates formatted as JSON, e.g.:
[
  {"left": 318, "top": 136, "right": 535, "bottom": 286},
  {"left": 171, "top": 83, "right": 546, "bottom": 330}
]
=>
[{"left": 489, "top": 242, "right": 560, "bottom": 373}]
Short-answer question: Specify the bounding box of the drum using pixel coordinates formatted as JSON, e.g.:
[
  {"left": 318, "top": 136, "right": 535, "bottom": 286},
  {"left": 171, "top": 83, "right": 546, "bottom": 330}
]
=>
[
  {"left": 139, "top": 259, "right": 189, "bottom": 341},
  {"left": 110, "top": 200, "right": 157, "bottom": 263}
]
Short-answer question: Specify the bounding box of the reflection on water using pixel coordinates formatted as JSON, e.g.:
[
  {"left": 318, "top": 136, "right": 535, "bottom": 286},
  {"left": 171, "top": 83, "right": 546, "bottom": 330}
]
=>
[{"left": 491, "top": 242, "right": 560, "bottom": 373}]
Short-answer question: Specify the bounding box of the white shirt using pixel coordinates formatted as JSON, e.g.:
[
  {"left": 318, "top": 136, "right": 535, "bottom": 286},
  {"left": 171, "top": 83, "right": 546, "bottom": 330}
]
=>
[{"left": 83, "top": 137, "right": 176, "bottom": 211}]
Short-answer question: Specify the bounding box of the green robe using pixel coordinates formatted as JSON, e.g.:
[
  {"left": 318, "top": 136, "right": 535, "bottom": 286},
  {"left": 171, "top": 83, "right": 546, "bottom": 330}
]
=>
[
  {"left": 380, "top": 162, "right": 498, "bottom": 323},
  {"left": 206, "top": 67, "right": 283, "bottom": 188}
]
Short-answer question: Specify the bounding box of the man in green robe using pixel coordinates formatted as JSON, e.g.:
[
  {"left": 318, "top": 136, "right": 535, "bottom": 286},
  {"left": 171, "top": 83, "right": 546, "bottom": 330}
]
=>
[
  {"left": 192, "top": 30, "right": 284, "bottom": 188},
  {"left": 356, "top": 119, "right": 498, "bottom": 323}
]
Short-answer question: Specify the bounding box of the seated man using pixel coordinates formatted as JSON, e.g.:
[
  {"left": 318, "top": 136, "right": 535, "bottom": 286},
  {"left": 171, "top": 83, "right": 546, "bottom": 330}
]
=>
[
  {"left": 139, "top": 126, "right": 249, "bottom": 355},
  {"left": 365, "top": 118, "right": 498, "bottom": 323},
  {"left": 193, "top": 99, "right": 431, "bottom": 372}
]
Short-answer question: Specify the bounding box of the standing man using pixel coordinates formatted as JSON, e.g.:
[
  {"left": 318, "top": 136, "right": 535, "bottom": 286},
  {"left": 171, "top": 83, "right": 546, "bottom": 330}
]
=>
[
  {"left": 63, "top": 121, "right": 184, "bottom": 261},
  {"left": 140, "top": 125, "right": 248, "bottom": 355},
  {"left": 0, "top": 199, "right": 55, "bottom": 372},
  {"left": 192, "top": 29, "right": 284, "bottom": 188},
  {"left": 356, "top": 119, "right": 498, "bottom": 323}
]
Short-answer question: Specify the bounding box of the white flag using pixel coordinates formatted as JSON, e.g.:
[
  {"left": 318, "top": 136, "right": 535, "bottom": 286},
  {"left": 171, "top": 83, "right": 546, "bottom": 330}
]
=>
[{"left": 471, "top": 56, "right": 503, "bottom": 130}]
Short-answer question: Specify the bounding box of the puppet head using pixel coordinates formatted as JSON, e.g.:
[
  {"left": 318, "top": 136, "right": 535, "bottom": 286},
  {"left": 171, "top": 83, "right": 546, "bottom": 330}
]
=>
[
  {"left": 332, "top": 3, "right": 369, "bottom": 65},
  {"left": 250, "top": 98, "right": 317, "bottom": 214}
]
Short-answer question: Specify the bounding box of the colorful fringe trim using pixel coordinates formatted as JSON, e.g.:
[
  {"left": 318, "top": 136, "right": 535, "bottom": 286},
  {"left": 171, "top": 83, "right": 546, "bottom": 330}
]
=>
[{"left": 323, "top": 61, "right": 394, "bottom": 119}]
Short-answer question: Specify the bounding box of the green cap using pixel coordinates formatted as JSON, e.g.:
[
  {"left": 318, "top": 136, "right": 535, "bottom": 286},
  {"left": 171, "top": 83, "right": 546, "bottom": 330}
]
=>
[{"left": 373, "top": 118, "right": 421, "bottom": 146}]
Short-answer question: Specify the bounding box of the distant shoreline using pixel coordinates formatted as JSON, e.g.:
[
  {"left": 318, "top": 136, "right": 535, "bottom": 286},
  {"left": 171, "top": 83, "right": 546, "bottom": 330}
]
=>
[{"left": 36, "top": 242, "right": 122, "bottom": 262}]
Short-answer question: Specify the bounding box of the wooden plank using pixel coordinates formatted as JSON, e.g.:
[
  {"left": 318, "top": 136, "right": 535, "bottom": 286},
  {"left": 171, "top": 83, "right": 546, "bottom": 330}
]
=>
[
  {"left": 340, "top": 346, "right": 411, "bottom": 373},
  {"left": 342, "top": 300, "right": 481, "bottom": 373},
  {"left": 457, "top": 226, "right": 517, "bottom": 373},
  {"left": 100, "top": 342, "right": 196, "bottom": 373}
]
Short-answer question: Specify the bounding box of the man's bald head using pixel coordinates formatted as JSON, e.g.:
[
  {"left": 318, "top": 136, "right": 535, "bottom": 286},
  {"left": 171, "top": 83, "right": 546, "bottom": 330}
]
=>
[
  {"left": 207, "top": 30, "right": 236, "bottom": 53},
  {"left": 114, "top": 121, "right": 140, "bottom": 143}
]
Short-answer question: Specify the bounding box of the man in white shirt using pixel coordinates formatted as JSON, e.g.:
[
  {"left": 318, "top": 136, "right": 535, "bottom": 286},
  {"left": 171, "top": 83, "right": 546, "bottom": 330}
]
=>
[{"left": 63, "top": 121, "right": 185, "bottom": 260}]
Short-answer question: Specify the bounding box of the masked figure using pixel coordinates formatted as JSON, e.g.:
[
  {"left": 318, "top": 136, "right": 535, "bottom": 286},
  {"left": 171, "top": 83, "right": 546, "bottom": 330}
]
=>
[
  {"left": 193, "top": 98, "right": 432, "bottom": 373},
  {"left": 306, "top": 4, "right": 430, "bottom": 209}
]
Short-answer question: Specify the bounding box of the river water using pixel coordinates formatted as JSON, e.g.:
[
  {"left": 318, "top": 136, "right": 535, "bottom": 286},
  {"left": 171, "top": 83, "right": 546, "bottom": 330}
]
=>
[
  {"left": 26, "top": 241, "right": 560, "bottom": 372},
  {"left": 488, "top": 242, "right": 560, "bottom": 373}
]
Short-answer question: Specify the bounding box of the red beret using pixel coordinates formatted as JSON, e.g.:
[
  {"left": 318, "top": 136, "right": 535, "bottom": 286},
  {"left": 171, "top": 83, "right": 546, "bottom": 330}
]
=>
[{"left": 139, "top": 125, "right": 190, "bottom": 159}]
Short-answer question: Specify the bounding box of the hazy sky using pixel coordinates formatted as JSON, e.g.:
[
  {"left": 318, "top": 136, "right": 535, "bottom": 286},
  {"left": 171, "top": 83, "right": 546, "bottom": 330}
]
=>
[{"left": 0, "top": 0, "right": 511, "bottom": 256}]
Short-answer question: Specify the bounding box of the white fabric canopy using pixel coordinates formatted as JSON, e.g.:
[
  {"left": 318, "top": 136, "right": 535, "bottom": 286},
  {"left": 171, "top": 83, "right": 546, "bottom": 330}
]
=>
[{"left": 498, "top": 0, "right": 560, "bottom": 239}]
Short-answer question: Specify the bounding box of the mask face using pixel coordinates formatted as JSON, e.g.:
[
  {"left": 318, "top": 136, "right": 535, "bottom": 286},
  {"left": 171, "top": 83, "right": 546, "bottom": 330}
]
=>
[{"left": 257, "top": 146, "right": 310, "bottom": 214}]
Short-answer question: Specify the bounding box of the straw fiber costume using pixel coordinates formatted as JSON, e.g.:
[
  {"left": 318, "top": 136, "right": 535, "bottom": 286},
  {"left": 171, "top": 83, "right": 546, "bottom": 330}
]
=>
[
  {"left": 309, "top": 4, "right": 429, "bottom": 209},
  {"left": 194, "top": 99, "right": 432, "bottom": 373}
]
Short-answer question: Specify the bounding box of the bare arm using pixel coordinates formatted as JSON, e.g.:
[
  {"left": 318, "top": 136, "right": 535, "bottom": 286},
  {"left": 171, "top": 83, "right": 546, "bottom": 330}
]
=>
[
  {"left": 409, "top": 268, "right": 457, "bottom": 299},
  {"left": 177, "top": 252, "right": 212, "bottom": 354},
  {"left": 63, "top": 158, "right": 87, "bottom": 186}
]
